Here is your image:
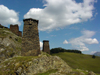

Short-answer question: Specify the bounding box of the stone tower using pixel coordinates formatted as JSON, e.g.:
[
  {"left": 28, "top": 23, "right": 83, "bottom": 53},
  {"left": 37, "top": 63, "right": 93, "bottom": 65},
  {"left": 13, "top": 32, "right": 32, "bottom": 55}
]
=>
[
  {"left": 10, "top": 24, "right": 22, "bottom": 37},
  {"left": 21, "top": 18, "right": 40, "bottom": 56},
  {"left": 43, "top": 40, "right": 50, "bottom": 54},
  {"left": 10, "top": 24, "right": 19, "bottom": 36}
]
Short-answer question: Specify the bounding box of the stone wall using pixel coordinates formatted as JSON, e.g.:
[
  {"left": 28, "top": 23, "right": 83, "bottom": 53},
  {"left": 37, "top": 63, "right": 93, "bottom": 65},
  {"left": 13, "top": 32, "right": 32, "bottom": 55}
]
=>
[
  {"left": 10, "top": 24, "right": 22, "bottom": 37},
  {"left": 10, "top": 24, "right": 19, "bottom": 35},
  {"left": 43, "top": 40, "right": 50, "bottom": 54},
  {"left": 22, "top": 18, "right": 40, "bottom": 56},
  {"left": 18, "top": 31, "right": 22, "bottom": 37}
]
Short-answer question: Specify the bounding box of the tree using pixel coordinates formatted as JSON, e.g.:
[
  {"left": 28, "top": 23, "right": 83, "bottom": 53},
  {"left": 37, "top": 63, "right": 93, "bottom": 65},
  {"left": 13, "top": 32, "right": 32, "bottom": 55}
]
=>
[
  {"left": 50, "top": 47, "right": 82, "bottom": 54},
  {"left": 92, "top": 55, "right": 96, "bottom": 59}
]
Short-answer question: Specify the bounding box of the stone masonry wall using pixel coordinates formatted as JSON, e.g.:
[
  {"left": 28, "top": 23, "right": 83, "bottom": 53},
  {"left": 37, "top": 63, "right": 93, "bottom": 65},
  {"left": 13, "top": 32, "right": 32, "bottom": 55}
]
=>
[
  {"left": 18, "top": 31, "right": 22, "bottom": 37},
  {"left": 21, "top": 18, "right": 40, "bottom": 56},
  {"left": 43, "top": 40, "right": 50, "bottom": 54},
  {"left": 10, "top": 24, "right": 19, "bottom": 36},
  {"left": 10, "top": 24, "right": 22, "bottom": 37}
]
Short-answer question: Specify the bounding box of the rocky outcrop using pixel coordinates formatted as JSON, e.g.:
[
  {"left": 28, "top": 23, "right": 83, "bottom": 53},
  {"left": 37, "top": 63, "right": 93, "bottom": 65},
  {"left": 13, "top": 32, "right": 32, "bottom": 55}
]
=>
[
  {"left": 0, "top": 27, "right": 21, "bottom": 62},
  {"left": 0, "top": 52, "right": 72, "bottom": 75},
  {"left": 22, "top": 55, "right": 72, "bottom": 75},
  {"left": 0, "top": 52, "right": 97, "bottom": 75}
]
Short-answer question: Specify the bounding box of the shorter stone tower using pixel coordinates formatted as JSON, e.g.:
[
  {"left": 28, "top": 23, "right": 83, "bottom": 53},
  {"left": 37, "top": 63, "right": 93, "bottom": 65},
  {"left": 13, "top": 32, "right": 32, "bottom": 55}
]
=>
[
  {"left": 10, "top": 24, "right": 22, "bottom": 37},
  {"left": 43, "top": 40, "right": 50, "bottom": 54},
  {"left": 10, "top": 24, "right": 19, "bottom": 35}
]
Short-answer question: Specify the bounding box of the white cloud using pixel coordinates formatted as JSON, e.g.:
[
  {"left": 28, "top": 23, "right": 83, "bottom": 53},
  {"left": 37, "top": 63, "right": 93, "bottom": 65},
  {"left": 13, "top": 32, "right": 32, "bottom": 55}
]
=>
[
  {"left": 40, "top": 41, "right": 43, "bottom": 50},
  {"left": 69, "top": 37, "right": 89, "bottom": 51},
  {"left": 24, "top": 0, "right": 97, "bottom": 31},
  {"left": 81, "top": 30, "right": 96, "bottom": 37},
  {"left": 84, "top": 38, "right": 99, "bottom": 44},
  {"left": 90, "top": 51, "right": 97, "bottom": 55},
  {"left": 0, "top": 5, "right": 21, "bottom": 26},
  {"left": 69, "top": 30, "right": 99, "bottom": 51},
  {"left": 63, "top": 40, "right": 68, "bottom": 44}
]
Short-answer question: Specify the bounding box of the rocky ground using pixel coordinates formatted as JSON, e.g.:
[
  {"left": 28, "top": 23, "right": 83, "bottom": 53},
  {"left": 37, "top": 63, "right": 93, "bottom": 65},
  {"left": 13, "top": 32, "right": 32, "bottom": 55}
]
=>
[{"left": 0, "top": 52, "right": 97, "bottom": 75}]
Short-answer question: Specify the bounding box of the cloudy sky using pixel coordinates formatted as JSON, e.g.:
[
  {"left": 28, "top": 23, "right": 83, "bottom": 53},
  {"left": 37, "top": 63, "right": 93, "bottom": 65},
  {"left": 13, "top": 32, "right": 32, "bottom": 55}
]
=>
[{"left": 0, "top": 0, "right": 100, "bottom": 54}]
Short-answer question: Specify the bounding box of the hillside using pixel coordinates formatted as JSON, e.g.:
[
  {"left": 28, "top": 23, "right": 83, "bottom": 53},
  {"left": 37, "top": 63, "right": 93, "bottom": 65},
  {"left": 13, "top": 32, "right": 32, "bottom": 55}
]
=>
[
  {"left": 0, "top": 26, "right": 22, "bottom": 62},
  {"left": 52, "top": 52, "right": 100, "bottom": 74},
  {"left": 0, "top": 52, "right": 73, "bottom": 75},
  {"left": 0, "top": 26, "right": 99, "bottom": 75},
  {"left": 0, "top": 52, "right": 98, "bottom": 75}
]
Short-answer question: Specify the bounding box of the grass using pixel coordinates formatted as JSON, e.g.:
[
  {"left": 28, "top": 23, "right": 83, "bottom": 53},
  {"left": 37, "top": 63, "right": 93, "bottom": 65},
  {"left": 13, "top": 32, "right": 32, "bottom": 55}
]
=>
[
  {"left": 36, "top": 69, "right": 58, "bottom": 75},
  {"left": 52, "top": 52, "right": 100, "bottom": 74},
  {"left": 0, "top": 28, "right": 11, "bottom": 37}
]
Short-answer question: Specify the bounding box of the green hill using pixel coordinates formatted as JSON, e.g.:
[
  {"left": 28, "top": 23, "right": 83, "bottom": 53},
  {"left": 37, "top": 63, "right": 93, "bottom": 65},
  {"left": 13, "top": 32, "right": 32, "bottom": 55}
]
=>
[{"left": 52, "top": 52, "right": 100, "bottom": 74}]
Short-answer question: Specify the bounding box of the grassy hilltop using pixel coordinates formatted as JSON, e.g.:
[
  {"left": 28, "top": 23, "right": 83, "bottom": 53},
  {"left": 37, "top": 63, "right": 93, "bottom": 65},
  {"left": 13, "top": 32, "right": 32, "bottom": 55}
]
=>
[{"left": 52, "top": 52, "right": 100, "bottom": 74}]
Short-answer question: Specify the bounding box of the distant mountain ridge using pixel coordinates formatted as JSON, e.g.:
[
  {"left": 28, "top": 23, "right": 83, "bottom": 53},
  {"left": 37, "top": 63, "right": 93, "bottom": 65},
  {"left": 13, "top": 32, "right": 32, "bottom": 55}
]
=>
[{"left": 94, "top": 52, "right": 100, "bottom": 57}]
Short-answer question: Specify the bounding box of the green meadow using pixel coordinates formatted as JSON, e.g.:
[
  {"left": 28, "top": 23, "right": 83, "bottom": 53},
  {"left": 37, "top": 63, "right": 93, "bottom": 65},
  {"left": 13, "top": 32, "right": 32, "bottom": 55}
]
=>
[{"left": 52, "top": 52, "right": 100, "bottom": 73}]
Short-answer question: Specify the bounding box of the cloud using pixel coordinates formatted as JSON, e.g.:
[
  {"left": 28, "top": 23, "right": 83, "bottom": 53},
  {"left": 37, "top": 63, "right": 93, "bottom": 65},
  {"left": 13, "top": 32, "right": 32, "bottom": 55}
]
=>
[
  {"left": 40, "top": 41, "right": 43, "bottom": 50},
  {"left": 69, "top": 27, "right": 79, "bottom": 30},
  {"left": 69, "top": 37, "right": 89, "bottom": 51},
  {"left": 84, "top": 38, "right": 99, "bottom": 44},
  {"left": 0, "top": 5, "right": 21, "bottom": 26},
  {"left": 63, "top": 40, "right": 68, "bottom": 44},
  {"left": 24, "top": 0, "right": 97, "bottom": 31},
  {"left": 69, "top": 30, "right": 99, "bottom": 51},
  {"left": 81, "top": 30, "right": 96, "bottom": 37},
  {"left": 90, "top": 51, "right": 97, "bottom": 55}
]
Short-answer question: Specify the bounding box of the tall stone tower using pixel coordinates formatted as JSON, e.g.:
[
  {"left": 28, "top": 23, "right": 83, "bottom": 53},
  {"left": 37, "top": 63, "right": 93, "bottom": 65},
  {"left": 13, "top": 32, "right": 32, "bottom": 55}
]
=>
[
  {"left": 43, "top": 40, "right": 50, "bottom": 54},
  {"left": 22, "top": 18, "right": 40, "bottom": 56}
]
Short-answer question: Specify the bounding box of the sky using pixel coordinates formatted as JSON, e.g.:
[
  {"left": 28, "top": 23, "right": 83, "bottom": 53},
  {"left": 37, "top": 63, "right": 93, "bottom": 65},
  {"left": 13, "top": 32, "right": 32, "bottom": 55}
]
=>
[{"left": 0, "top": 0, "right": 100, "bottom": 54}]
